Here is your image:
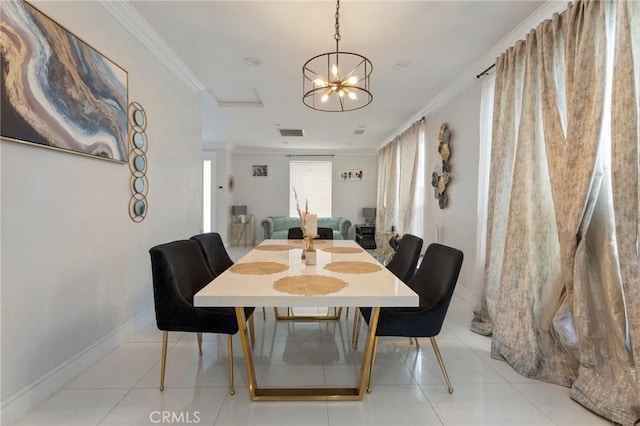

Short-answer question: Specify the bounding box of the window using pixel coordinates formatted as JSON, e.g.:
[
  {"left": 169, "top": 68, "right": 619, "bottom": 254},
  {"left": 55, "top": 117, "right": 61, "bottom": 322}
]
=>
[{"left": 289, "top": 161, "right": 332, "bottom": 217}]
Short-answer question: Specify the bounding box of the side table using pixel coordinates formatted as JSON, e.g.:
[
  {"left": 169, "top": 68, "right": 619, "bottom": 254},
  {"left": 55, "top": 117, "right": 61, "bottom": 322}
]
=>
[{"left": 232, "top": 221, "right": 253, "bottom": 246}]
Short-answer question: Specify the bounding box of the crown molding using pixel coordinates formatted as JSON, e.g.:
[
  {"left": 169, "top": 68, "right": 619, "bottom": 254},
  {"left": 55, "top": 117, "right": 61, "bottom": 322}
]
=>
[
  {"left": 206, "top": 145, "right": 376, "bottom": 156},
  {"left": 98, "top": 0, "right": 204, "bottom": 93},
  {"left": 379, "top": 0, "right": 569, "bottom": 151}
]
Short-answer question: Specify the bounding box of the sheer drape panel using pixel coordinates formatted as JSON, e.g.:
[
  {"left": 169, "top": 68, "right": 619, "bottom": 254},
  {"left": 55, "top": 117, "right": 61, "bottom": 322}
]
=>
[
  {"left": 606, "top": 0, "right": 640, "bottom": 419},
  {"left": 376, "top": 120, "right": 422, "bottom": 235},
  {"left": 376, "top": 143, "right": 396, "bottom": 234},
  {"left": 470, "top": 75, "right": 495, "bottom": 336},
  {"left": 471, "top": 1, "right": 640, "bottom": 423},
  {"left": 397, "top": 121, "right": 420, "bottom": 233}
]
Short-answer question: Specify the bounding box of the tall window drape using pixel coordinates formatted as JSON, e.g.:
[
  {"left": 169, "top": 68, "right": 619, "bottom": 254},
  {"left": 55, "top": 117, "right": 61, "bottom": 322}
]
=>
[
  {"left": 376, "top": 119, "right": 424, "bottom": 243},
  {"left": 471, "top": 1, "right": 639, "bottom": 424}
]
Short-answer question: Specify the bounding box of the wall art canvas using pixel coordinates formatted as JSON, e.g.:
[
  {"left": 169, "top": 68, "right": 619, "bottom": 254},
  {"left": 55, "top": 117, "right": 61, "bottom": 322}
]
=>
[
  {"left": 0, "top": 0, "right": 128, "bottom": 162},
  {"left": 252, "top": 165, "right": 267, "bottom": 176},
  {"left": 338, "top": 169, "right": 365, "bottom": 181}
]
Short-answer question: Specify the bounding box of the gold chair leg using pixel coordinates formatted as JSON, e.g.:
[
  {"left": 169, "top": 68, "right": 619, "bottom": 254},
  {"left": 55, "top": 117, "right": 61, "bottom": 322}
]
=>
[
  {"left": 228, "top": 335, "right": 235, "bottom": 395},
  {"left": 197, "top": 332, "right": 203, "bottom": 355},
  {"left": 346, "top": 307, "right": 349, "bottom": 318},
  {"left": 414, "top": 338, "right": 420, "bottom": 349},
  {"left": 352, "top": 311, "right": 361, "bottom": 349},
  {"left": 409, "top": 337, "right": 413, "bottom": 345},
  {"left": 430, "top": 337, "right": 453, "bottom": 393},
  {"left": 351, "top": 310, "right": 359, "bottom": 345},
  {"left": 366, "top": 336, "right": 379, "bottom": 393},
  {"left": 262, "top": 307, "right": 266, "bottom": 319},
  {"left": 248, "top": 314, "right": 256, "bottom": 349},
  {"left": 160, "top": 331, "right": 168, "bottom": 391}
]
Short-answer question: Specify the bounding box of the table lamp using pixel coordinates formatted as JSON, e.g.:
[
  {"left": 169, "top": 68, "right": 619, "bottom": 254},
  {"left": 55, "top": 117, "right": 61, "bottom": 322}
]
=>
[
  {"left": 362, "top": 207, "right": 376, "bottom": 226},
  {"left": 231, "top": 205, "right": 248, "bottom": 223}
]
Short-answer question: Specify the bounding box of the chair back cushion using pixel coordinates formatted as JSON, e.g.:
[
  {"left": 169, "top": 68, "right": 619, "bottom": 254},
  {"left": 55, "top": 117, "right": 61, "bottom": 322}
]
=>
[
  {"left": 409, "top": 243, "right": 463, "bottom": 311},
  {"left": 287, "top": 227, "right": 304, "bottom": 239},
  {"left": 386, "top": 234, "right": 423, "bottom": 283},
  {"left": 149, "top": 240, "right": 215, "bottom": 330},
  {"left": 190, "top": 233, "right": 234, "bottom": 276},
  {"left": 317, "top": 227, "right": 334, "bottom": 240}
]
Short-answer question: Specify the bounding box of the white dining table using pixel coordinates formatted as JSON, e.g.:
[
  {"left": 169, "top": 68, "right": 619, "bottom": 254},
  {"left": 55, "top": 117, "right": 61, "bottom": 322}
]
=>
[{"left": 194, "top": 239, "right": 418, "bottom": 401}]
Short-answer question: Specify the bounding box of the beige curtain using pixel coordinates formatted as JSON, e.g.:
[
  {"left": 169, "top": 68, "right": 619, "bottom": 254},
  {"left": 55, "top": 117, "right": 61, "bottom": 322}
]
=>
[
  {"left": 376, "top": 120, "right": 421, "bottom": 236},
  {"left": 471, "top": 1, "right": 640, "bottom": 424}
]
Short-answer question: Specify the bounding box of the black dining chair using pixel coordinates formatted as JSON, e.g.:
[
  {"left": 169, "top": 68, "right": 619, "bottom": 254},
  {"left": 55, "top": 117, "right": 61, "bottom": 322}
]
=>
[
  {"left": 149, "top": 239, "right": 255, "bottom": 394},
  {"left": 191, "top": 232, "right": 265, "bottom": 323},
  {"left": 317, "top": 227, "right": 334, "bottom": 240},
  {"left": 287, "top": 227, "right": 304, "bottom": 239},
  {"left": 386, "top": 233, "right": 424, "bottom": 283},
  {"left": 190, "top": 232, "right": 234, "bottom": 276},
  {"left": 358, "top": 243, "right": 463, "bottom": 394},
  {"left": 352, "top": 234, "right": 424, "bottom": 347},
  {"left": 288, "top": 227, "right": 334, "bottom": 240}
]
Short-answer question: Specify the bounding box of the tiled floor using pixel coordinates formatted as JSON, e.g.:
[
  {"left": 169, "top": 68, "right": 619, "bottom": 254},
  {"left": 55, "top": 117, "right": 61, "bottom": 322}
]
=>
[{"left": 12, "top": 247, "right": 614, "bottom": 426}]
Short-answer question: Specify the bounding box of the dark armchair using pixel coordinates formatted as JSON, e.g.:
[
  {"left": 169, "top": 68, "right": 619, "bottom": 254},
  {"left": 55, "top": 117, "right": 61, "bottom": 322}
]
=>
[
  {"left": 149, "top": 239, "right": 255, "bottom": 394},
  {"left": 359, "top": 243, "right": 463, "bottom": 393},
  {"left": 191, "top": 232, "right": 264, "bottom": 323},
  {"left": 352, "top": 233, "right": 424, "bottom": 347}
]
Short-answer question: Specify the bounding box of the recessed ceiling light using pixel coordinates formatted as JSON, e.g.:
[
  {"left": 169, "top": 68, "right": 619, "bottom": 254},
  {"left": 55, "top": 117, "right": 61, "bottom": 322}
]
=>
[
  {"left": 393, "top": 60, "right": 412, "bottom": 71},
  {"left": 244, "top": 57, "right": 262, "bottom": 67}
]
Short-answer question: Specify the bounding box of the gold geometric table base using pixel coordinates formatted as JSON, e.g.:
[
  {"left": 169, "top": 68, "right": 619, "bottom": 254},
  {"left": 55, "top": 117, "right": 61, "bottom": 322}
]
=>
[
  {"left": 235, "top": 306, "right": 380, "bottom": 401},
  {"left": 273, "top": 306, "right": 343, "bottom": 321}
]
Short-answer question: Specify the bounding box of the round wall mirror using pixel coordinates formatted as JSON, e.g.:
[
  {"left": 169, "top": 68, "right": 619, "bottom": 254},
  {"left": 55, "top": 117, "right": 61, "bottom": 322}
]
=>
[
  {"left": 134, "top": 110, "right": 145, "bottom": 127},
  {"left": 134, "top": 200, "right": 146, "bottom": 216},
  {"left": 134, "top": 177, "right": 144, "bottom": 193},
  {"left": 134, "top": 155, "right": 145, "bottom": 172},
  {"left": 133, "top": 132, "right": 144, "bottom": 149}
]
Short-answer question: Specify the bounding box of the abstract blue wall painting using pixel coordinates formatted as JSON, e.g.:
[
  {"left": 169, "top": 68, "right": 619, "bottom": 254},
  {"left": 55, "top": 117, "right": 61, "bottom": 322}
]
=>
[{"left": 0, "top": 0, "right": 128, "bottom": 162}]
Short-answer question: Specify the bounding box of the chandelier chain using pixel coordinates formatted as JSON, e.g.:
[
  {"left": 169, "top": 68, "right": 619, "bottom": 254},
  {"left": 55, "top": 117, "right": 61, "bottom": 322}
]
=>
[{"left": 334, "top": 0, "right": 341, "bottom": 50}]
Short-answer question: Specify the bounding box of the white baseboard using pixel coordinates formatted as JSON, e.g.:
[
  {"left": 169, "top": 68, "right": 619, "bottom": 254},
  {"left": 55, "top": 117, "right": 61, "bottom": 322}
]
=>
[{"left": 1, "top": 307, "right": 154, "bottom": 426}]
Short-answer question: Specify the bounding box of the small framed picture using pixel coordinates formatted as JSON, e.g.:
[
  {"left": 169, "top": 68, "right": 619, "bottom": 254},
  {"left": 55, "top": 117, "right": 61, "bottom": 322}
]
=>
[
  {"left": 252, "top": 165, "right": 268, "bottom": 176},
  {"left": 338, "top": 169, "right": 365, "bottom": 181}
]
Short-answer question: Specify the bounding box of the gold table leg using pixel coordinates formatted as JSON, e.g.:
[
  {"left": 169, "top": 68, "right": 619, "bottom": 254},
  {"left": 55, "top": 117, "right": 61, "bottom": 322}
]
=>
[
  {"left": 234, "top": 306, "right": 380, "bottom": 401},
  {"left": 273, "top": 307, "right": 343, "bottom": 321}
]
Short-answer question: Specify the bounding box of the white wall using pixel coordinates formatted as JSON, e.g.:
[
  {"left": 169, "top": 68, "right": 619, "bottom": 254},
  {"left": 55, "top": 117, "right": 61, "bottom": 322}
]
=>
[
  {"left": 422, "top": 83, "right": 483, "bottom": 303},
  {"left": 0, "top": 1, "right": 202, "bottom": 421},
  {"left": 230, "top": 151, "right": 377, "bottom": 241}
]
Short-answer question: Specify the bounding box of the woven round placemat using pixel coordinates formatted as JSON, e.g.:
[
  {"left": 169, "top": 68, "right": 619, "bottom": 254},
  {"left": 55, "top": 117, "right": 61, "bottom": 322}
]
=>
[
  {"left": 324, "top": 261, "right": 382, "bottom": 274},
  {"left": 229, "top": 262, "right": 289, "bottom": 275},
  {"left": 273, "top": 275, "right": 348, "bottom": 296},
  {"left": 254, "top": 245, "right": 295, "bottom": 251},
  {"left": 321, "top": 247, "right": 363, "bottom": 254}
]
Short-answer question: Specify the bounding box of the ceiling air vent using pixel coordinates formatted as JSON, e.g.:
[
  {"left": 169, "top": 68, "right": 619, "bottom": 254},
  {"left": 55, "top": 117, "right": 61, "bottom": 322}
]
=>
[
  {"left": 353, "top": 129, "right": 365, "bottom": 135},
  {"left": 278, "top": 128, "right": 304, "bottom": 137}
]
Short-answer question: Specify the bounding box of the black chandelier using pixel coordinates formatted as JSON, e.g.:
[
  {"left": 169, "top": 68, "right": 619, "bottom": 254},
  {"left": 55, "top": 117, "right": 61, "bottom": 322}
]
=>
[{"left": 302, "top": 0, "right": 373, "bottom": 112}]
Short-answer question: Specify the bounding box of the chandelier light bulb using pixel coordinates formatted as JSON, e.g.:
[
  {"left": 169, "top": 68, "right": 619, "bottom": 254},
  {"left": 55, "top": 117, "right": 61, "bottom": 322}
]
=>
[
  {"left": 338, "top": 90, "right": 344, "bottom": 97},
  {"left": 314, "top": 78, "right": 326, "bottom": 86},
  {"left": 347, "top": 76, "right": 358, "bottom": 85},
  {"left": 332, "top": 64, "right": 339, "bottom": 77},
  {"left": 348, "top": 92, "right": 357, "bottom": 100},
  {"left": 321, "top": 94, "right": 329, "bottom": 102}
]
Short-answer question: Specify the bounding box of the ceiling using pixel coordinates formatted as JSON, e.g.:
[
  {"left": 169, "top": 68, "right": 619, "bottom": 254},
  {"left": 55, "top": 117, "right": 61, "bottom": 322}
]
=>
[{"left": 128, "top": 1, "right": 546, "bottom": 152}]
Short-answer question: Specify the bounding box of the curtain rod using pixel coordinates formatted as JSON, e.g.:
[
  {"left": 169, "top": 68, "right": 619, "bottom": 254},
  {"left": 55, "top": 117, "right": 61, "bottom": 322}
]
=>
[
  {"left": 286, "top": 154, "right": 335, "bottom": 157},
  {"left": 476, "top": 63, "right": 496, "bottom": 79}
]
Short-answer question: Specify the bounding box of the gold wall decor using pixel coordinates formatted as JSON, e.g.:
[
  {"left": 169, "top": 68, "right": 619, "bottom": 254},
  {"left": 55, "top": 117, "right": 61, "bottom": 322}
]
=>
[
  {"left": 431, "top": 123, "right": 451, "bottom": 209},
  {"left": 128, "top": 102, "right": 148, "bottom": 222}
]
